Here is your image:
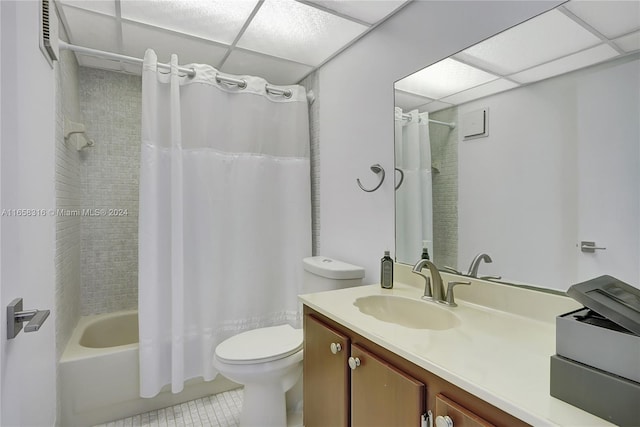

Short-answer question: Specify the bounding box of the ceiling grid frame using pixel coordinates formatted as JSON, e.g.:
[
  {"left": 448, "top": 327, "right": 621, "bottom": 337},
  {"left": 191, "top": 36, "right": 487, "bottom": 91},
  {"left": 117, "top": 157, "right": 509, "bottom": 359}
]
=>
[{"left": 54, "top": 0, "right": 411, "bottom": 85}]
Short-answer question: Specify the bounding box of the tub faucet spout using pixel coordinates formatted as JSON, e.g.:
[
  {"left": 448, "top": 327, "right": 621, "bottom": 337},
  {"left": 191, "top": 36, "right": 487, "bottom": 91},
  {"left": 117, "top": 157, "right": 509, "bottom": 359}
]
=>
[{"left": 412, "top": 259, "right": 445, "bottom": 303}]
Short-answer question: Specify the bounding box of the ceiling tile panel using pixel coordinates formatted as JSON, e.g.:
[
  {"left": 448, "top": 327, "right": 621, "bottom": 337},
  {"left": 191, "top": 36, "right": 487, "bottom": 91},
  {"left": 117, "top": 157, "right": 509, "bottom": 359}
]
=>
[
  {"left": 237, "top": 0, "right": 368, "bottom": 66},
  {"left": 221, "top": 49, "right": 313, "bottom": 85},
  {"left": 564, "top": 1, "right": 640, "bottom": 39},
  {"left": 394, "top": 90, "right": 433, "bottom": 111},
  {"left": 440, "top": 78, "right": 519, "bottom": 105},
  {"left": 61, "top": 5, "right": 119, "bottom": 52},
  {"left": 455, "top": 10, "right": 602, "bottom": 75},
  {"left": 305, "top": 0, "right": 407, "bottom": 25},
  {"left": 614, "top": 31, "right": 640, "bottom": 53},
  {"left": 58, "top": 0, "right": 116, "bottom": 16},
  {"left": 418, "top": 101, "right": 454, "bottom": 114},
  {"left": 120, "top": 0, "right": 258, "bottom": 44},
  {"left": 510, "top": 43, "right": 619, "bottom": 84},
  {"left": 121, "top": 22, "right": 229, "bottom": 66},
  {"left": 395, "top": 58, "right": 498, "bottom": 100}
]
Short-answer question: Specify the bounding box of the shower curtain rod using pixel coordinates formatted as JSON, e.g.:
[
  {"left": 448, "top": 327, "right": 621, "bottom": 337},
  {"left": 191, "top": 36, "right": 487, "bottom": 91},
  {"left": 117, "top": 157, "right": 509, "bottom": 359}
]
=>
[
  {"left": 400, "top": 113, "right": 456, "bottom": 129},
  {"left": 58, "top": 41, "right": 299, "bottom": 99}
]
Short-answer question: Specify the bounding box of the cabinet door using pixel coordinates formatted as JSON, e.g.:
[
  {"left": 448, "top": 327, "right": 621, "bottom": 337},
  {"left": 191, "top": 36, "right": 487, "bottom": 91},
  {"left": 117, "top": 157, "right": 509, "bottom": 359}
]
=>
[
  {"left": 351, "top": 344, "right": 425, "bottom": 427},
  {"left": 304, "top": 315, "right": 350, "bottom": 427},
  {"left": 435, "top": 394, "right": 496, "bottom": 427}
]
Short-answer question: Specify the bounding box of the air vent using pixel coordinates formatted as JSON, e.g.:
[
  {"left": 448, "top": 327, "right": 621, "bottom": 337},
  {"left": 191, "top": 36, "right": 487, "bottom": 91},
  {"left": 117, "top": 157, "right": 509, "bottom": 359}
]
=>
[{"left": 40, "top": 0, "right": 59, "bottom": 65}]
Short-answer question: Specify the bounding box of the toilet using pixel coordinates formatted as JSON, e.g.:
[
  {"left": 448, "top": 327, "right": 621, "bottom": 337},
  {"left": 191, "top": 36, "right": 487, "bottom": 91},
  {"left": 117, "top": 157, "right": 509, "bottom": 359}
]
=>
[{"left": 213, "top": 256, "right": 365, "bottom": 427}]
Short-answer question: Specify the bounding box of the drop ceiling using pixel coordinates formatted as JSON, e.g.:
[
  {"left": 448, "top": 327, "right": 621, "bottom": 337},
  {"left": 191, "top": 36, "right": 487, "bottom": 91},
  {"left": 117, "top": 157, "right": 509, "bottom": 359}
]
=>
[
  {"left": 55, "top": 0, "right": 409, "bottom": 85},
  {"left": 395, "top": 0, "right": 640, "bottom": 113}
]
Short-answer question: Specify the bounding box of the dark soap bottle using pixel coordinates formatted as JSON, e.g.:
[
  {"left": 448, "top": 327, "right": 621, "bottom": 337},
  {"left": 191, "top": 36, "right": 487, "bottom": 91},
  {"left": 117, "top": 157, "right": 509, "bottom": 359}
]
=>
[{"left": 381, "top": 250, "right": 393, "bottom": 289}]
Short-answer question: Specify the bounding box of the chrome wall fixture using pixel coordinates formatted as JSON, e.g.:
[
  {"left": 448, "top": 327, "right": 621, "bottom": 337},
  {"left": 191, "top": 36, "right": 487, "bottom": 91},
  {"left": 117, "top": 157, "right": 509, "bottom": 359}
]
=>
[
  {"left": 394, "top": 168, "right": 404, "bottom": 190},
  {"left": 7, "top": 298, "right": 50, "bottom": 339},
  {"left": 580, "top": 241, "right": 607, "bottom": 253},
  {"left": 357, "top": 164, "right": 385, "bottom": 192},
  {"left": 64, "top": 117, "right": 94, "bottom": 151}
]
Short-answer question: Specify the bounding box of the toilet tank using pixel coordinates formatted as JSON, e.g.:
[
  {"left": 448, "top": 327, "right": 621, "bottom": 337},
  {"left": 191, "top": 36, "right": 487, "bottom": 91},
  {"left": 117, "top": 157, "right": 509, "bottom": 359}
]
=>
[{"left": 302, "top": 256, "right": 365, "bottom": 294}]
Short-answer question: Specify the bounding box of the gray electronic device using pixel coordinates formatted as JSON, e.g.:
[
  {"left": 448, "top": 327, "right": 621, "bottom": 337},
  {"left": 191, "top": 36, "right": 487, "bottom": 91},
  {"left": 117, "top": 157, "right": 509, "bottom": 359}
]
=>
[{"left": 567, "top": 275, "right": 640, "bottom": 335}]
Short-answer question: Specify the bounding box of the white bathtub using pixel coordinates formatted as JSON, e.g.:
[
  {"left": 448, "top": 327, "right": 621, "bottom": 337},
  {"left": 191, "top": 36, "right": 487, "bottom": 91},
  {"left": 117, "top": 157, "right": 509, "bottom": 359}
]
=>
[{"left": 60, "top": 310, "right": 238, "bottom": 427}]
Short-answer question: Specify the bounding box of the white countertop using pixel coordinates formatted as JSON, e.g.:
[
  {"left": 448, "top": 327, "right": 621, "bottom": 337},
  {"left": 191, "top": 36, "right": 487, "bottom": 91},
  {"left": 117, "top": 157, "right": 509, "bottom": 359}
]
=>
[{"left": 299, "top": 266, "right": 614, "bottom": 427}]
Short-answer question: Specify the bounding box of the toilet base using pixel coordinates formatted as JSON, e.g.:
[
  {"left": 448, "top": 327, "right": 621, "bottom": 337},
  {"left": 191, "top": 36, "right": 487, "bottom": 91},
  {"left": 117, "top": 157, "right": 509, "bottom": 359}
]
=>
[
  {"left": 237, "top": 371, "right": 303, "bottom": 427},
  {"left": 240, "top": 383, "right": 286, "bottom": 427}
]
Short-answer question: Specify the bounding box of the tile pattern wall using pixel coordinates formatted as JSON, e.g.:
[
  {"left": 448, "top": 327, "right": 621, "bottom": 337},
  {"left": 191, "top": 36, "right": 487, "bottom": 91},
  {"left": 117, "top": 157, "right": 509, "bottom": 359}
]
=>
[
  {"left": 300, "top": 71, "right": 320, "bottom": 256},
  {"left": 78, "top": 67, "right": 141, "bottom": 315},
  {"left": 430, "top": 107, "right": 458, "bottom": 268},
  {"left": 55, "top": 49, "right": 83, "bottom": 425}
]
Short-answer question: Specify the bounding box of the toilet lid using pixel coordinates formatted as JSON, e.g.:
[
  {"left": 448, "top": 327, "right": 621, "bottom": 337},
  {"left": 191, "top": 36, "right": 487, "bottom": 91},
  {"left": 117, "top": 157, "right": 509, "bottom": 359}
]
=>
[{"left": 215, "top": 324, "right": 303, "bottom": 365}]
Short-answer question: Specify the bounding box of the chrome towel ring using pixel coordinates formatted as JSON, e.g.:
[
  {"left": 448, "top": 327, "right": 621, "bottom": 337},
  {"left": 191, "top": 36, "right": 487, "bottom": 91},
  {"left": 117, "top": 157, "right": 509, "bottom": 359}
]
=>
[
  {"left": 357, "top": 164, "right": 385, "bottom": 192},
  {"left": 394, "top": 168, "right": 404, "bottom": 190}
]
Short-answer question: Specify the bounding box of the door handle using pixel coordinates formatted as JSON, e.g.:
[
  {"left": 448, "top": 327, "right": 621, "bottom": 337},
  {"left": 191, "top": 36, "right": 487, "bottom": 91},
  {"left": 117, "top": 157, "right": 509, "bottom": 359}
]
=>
[
  {"left": 580, "top": 241, "right": 606, "bottom": 253},
  {"left": 7, "top": 298, "right": 50, "bottom": 339}
]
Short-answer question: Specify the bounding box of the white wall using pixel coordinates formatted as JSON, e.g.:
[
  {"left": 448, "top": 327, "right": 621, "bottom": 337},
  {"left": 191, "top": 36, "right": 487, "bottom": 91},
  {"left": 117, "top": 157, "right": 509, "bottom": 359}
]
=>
[
  {"left": 574, "top": 58, "right": 639, "bottom": 288},
  {"left": 457, "top": 57, "right": 639, "bottom": 290},
  {"left": 458, "top": 78, "right": 579, "bottom": 289},
  {"left": 0, "top": 1, "right": 57, "bottom": 426},
  {"left": 317, "top": 1, "right": 562, "bottom": 283}
]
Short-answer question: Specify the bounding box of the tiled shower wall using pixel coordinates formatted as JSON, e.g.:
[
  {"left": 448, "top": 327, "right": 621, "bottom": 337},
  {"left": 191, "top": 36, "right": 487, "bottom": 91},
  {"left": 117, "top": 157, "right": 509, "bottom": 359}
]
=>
[
  {"left": 78, "top": 67, "right": 141, "bottom": 315},
  {"left": 55, "top": 51, "right": 82, "bottom": 360},
  {"left": 429, "top": 107, "right": 458, "bottom": 268},
  {"left": 55, "top": 49, "right": 83, "bottom": 425}
]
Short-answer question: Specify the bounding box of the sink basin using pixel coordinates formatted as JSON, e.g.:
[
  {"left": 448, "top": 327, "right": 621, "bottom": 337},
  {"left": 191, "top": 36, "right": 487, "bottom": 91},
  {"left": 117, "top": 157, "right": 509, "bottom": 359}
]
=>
[{"left": 353, "top": 295, "right": 460, "bottom": 330}]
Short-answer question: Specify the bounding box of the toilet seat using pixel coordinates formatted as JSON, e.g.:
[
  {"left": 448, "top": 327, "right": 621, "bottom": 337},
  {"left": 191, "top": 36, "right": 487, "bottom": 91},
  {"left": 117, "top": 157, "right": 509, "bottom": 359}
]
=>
[{"left": 215, "top": 324, "right": 303, "bottom": 365}]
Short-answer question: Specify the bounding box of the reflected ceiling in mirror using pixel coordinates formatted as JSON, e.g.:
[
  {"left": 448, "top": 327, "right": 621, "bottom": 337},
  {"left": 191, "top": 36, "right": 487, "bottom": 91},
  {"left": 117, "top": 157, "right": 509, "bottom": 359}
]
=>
[{"left": 395, "top": 1, "right": 638, "bottom": 113}]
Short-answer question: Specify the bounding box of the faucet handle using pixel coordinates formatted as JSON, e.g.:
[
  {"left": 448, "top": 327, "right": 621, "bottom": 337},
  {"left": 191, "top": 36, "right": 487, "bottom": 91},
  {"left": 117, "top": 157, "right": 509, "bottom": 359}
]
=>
[
  {"left": 443, "top": 280, "right": 471, "bottom": 307},
  {"left": 479, "top": 275, "right": 502, "bottom": 281}
]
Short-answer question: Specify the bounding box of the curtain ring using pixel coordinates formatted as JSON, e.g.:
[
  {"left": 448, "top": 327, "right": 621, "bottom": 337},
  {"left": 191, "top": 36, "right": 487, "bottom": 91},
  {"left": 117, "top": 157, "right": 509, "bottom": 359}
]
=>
[{"left": 357, "top": 164, "right": 385, "bottom": 192}]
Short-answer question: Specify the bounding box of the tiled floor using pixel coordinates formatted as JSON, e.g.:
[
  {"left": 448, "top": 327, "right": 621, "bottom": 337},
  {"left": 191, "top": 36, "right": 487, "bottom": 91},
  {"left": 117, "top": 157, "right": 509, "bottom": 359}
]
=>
[{"left": 94, "top": 389, "right": 243, "bottom": 427}]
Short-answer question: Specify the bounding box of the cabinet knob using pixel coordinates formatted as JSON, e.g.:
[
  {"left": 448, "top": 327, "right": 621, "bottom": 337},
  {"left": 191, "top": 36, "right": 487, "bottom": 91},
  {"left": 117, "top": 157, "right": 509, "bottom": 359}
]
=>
[
  {"left": 330, "top": 342, "right": 342, "bottom": 354},
  {"left": 348, "top": 356, "right": 361, "bottom": 370},
  {"left": 435, "top": 415, "right": 454, "bottom": 427}
]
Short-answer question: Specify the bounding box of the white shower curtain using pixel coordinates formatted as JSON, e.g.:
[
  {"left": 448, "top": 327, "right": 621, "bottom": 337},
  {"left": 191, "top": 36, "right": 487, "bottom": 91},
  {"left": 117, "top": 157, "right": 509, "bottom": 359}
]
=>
[
  {"left": 395, "top": 107, "right": 433, "bottom": 264},
  {"left": 138, "top": 50, "right": 311, "bottom": 398}
]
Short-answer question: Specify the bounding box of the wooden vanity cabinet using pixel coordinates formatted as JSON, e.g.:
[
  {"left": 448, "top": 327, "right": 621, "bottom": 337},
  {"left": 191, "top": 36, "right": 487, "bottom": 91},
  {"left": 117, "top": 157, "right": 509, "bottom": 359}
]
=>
[
  {"left": 304, "top": 315, "right": 351, "bottom": 427},
  {"left": 436, "top": 394, "right": 496, "bottom": 427},
  {"left": 303, "top": 306, "right": 530, "bottom": 427},
  {"left": 351, "top": 344, "right": 425, "bottom": 427},
  {"left": 304, "top": 314, "right": 426, "bottom": 427}
]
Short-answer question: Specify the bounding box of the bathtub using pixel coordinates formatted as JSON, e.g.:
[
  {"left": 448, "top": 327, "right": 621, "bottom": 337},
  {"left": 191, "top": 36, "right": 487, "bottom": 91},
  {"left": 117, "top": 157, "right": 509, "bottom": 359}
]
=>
[{"left": 60, "top": 310, "right": 239, "bottom": 427}]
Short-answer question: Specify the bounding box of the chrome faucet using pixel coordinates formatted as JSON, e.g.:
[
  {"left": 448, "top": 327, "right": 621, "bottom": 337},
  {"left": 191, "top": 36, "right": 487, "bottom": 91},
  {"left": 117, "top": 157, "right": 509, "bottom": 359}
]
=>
[
  {"left": 412, "top": 259, "right": 445, "bottom": 303},
  {"left": 467, "top": 253, "right": 493, "bottom": 278},
  {"left": 413, "top": 259, "right": 471, "bottom": 306}
]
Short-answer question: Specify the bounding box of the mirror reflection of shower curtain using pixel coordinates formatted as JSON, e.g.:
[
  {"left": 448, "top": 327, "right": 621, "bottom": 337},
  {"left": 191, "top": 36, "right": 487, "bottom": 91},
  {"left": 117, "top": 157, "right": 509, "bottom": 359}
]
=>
[
  {"left": 138, "top": 50, "right": 311, "bottom": 398},
  {"left": 395, "top": 107, "right": 433, "bottom": 264}
]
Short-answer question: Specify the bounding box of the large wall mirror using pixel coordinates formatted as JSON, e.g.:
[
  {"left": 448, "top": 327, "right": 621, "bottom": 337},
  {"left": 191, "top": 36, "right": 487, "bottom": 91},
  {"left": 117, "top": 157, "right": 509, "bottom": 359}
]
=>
[{"left": 394, "top": 0, "right": 639, "bottom": 291}]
